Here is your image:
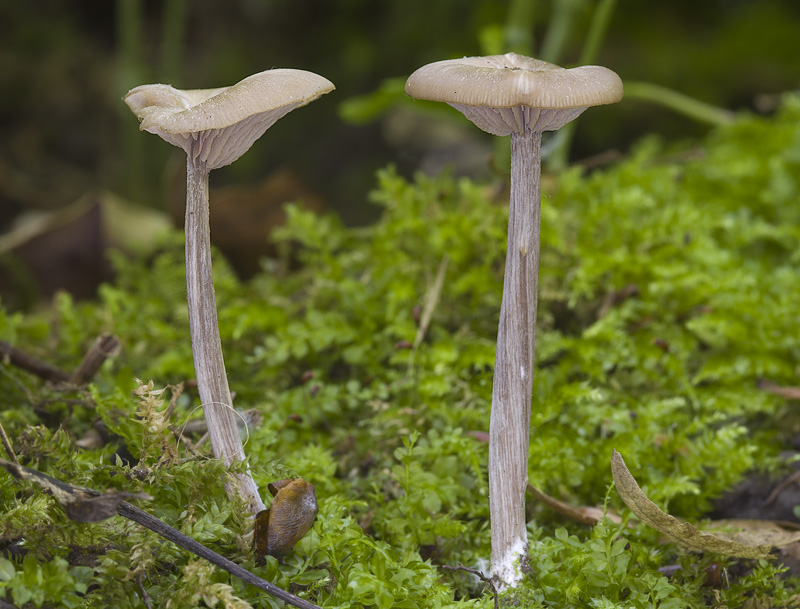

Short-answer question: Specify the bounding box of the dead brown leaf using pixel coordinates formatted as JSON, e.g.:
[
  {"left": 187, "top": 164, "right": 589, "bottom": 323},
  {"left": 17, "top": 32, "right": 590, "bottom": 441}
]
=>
[
  {"left": 0, "top": 457, "right": 150, "bottom": 523},
  {"left": 702, "top": 519, "right": 800, "bottom": 550},
  {"left": 611, "top": 450, "right": 773, "bottom": 559},
  {"left": 63, "top": 490, "right": 152, "bottom": 523}
]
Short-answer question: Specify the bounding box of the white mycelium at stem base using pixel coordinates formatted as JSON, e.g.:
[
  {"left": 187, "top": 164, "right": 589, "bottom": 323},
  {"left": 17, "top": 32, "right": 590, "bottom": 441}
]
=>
[
  {"left": 405, "top": 53, "right": 622, "bottom": 588},
  {"left": 124, "top": 70, "right": 334, "bottom": 516}
]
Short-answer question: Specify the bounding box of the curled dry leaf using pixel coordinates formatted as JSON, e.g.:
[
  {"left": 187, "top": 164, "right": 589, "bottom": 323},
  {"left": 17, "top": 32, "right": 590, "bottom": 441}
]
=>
[
  {"left": 63, "top": 490, "right": 152, "bottom": 523},
  {"left": 611, "top": 450, "right": 774, "bottom": 559},
  {"left": 0, "top": 457, "right": 151, "bottom": 523}
]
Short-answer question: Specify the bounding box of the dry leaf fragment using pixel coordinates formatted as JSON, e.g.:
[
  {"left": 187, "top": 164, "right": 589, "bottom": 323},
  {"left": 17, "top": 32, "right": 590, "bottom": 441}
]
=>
[
  {"left": 611, "top": 450, "right": 773, "bottom": 559},
  {"left": 0, "top": 457, "right": 151, "bottom": 523},
  {"left": 63, "top": 490, "right": 152, "bottom": 523},
  {"left": 703, "top": 519, "right": 800, "bottom": 550},
  {"left": 527, "top": 483, "right": 622, "bottom": 526}
]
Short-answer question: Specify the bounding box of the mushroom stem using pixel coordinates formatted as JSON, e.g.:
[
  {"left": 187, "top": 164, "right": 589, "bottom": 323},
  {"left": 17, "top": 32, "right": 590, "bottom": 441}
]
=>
[
  {"left": 185, "top": 156, "right": 265, "bottom": 516},
  {"left": 489, "top": 129, "right": 541, "bottom": 586}
]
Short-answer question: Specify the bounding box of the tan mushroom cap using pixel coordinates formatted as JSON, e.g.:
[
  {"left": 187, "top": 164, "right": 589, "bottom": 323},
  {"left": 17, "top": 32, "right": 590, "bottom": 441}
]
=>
[
  {"left": 405, "top": 53, "right": 623, "bottom": 136},
  {"left": 124, "top": 69, "right": 335, "bottom": 170}
]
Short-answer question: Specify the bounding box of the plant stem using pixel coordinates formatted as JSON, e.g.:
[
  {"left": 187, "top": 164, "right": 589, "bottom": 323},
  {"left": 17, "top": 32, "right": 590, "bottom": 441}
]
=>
[
  {"left": 539, "top": 0, "right": 580, "bottom": 64},
  {"left": 116, "top": 0, "right": 145, "bottom": 204},
  {"left": 624, "top": 81, "right": 735, "bottom": 126},
  {"left": 489, "top": 129, "right": 540, "bottom": 586},
  {"left": 160, "top": 0, "right": 187, "bottom": 82},
  {"left": 547, "top": 0, "right": 619, "bottom": 171},
  {"left": 504, "top": 0, "right": 536, "bottom": 55},
  {"left": 185, "top": 157, "right": 265, "bottom": 516},
  {"left": 579, "top": 0, "right": 618, "bottom": 66}
]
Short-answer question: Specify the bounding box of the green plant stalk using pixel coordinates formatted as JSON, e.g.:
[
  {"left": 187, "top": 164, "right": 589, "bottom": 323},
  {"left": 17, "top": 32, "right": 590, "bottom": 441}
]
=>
[
  {"left": 505, "top": 0, "right": 536, "bottom": 55},
  {"left": 160, "top": 0, "right": 187, "bottom": 82},
  {"left": 547, "top": 0, "right": 619, "bottom": 170},
  {"left": 624, "top": 81, "right": 735, "bottom": 126},
  {"left": 116, "top": 0, "right": 145, "bottom": 204},
  {"left": 539, "top": 0, "right": 582, "bottom": 64},
  {"left": 579, "top": 0, "right": 617, "bottom": 65}
]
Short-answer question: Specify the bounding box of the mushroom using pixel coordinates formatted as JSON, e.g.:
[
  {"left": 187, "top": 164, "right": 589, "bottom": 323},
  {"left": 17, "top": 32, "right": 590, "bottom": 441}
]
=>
[
  {"left": 124, "top": 69, "right": 334, "bottom": 516},
  {"left": 405, "top": 52, "right": 622, "bottom": 587}
]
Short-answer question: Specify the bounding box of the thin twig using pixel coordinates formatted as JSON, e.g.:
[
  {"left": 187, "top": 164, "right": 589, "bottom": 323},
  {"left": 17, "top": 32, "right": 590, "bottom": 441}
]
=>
[
  {"left": 0, "top": 340, "right": 69, "bottom": 383},
  {"left": 0, "top": 421, "right": 18, "bottom": 464},
  {"left": 163, "top": 383, "right": 185, "bottom": 420},
  {"left": 0, "top": 459, "right": 322, "bottom": 609},
  {"left": 136, "top": 573, "right": 154, "bottom": 609},
  {"left": 169, "top": 425, "right": 200, "bottom": 456},
  {"left": 33, "top": 397, "right": 96, "bottom": 413},
  {"left": 764, "top": 470, "right": 800, "bottom": 507},
  {"left": 164, "top": 383, "right": 200, "bottom": 456},
  {"left": 757, "top": 378, "right": 800, "bottom": 400},
  {"left": 440, "top": 562, "right": 498, "bottom": 609},
  {"left": 116, "top": 502, "right": 321, "bottom": 608},
  {"left": 408, "top": 255, "right": 450, "bottom": 375},
  {"left": 597, "top": 283, "right": 639, "bottom": 319},
  {"left": 69, "top": 334, "right": 121, "bottom": 385},
  {"left": 195, "top": 431, "right": 209, "bottom": 447},
  {"left": 413, "top": 255, "right": 450, "bottom": 350}
]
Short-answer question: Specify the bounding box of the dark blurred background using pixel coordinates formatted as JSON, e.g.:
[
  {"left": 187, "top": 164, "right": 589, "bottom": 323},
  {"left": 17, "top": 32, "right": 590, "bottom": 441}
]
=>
[{"left": 1, "top": 0, "right": 798, "bottom": 309}]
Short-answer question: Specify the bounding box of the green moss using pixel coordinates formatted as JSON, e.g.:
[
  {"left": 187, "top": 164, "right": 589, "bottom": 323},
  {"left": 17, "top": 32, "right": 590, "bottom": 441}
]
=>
[{"left": 2, "top": 98, "right": 800, "bottom": 607}]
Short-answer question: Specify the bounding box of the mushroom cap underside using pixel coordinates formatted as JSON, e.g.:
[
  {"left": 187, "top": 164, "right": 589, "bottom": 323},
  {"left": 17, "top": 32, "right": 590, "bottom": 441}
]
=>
[{"left": 123, "top": 69, "right": 334, "bottom": 169}]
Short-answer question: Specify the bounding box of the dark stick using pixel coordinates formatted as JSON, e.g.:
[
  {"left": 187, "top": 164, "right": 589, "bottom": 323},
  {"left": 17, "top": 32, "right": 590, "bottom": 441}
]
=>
[
  {"left": 440, "top": 563, "right": 498, "bottom": 609},
  {"left": 0, "top": 340, "right": 69, "bottom": 383},
  {"left": 0, "top": 459, "right": 322, "bottom": 609},
  {"left": 69, "top": 334, "right": 121, "bottom": 385},
  {"left": 115, "top": 501, "right": 321, "bottom": 608}
]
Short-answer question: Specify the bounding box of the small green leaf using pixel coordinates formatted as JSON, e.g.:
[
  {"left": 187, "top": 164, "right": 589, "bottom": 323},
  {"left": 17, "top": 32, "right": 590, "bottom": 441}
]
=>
[{"left": 0, "top": 557, "right": 15, "bottom": 581}]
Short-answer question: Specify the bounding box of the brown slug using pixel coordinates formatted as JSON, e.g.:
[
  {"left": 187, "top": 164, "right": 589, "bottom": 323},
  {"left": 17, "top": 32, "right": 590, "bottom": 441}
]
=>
[{"left": 254, "top": 478, "right": 318, "bottom": 560}]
